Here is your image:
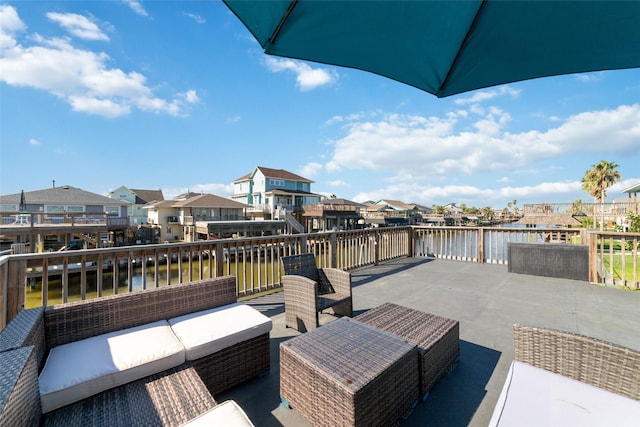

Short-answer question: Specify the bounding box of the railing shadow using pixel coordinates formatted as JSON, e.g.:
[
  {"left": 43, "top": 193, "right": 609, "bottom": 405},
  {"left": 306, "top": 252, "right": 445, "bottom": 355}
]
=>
[
  {"left": 401, "top": 340, "right": 501, "bottom": 427},
  {"left": 351, "top": 257, "right": 433, "bottom": 288}
]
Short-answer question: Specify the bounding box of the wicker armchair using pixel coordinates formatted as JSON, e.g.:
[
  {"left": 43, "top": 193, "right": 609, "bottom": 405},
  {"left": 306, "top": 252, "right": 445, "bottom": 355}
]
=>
[
  {"left": 513, "top": 324, "right": 640, "bottom": 400},
  {"left": 281, "top": 253, "right": 352, "bottom": 332}
]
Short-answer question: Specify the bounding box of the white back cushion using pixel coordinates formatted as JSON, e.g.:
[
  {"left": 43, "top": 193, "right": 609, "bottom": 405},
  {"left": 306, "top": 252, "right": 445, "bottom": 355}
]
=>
[{"left": 169, "top": 303, "right": 272, "bottom": 361}]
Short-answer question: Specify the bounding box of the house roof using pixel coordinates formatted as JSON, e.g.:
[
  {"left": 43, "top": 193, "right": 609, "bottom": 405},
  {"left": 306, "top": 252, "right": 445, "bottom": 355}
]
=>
[
  {"left": 131, "top": 189, "right": 164, "bottom": 204},
  {"left": 322, "top": 198, "right": 365, "bottom": 207},
  {"left": 376, "top": 199, "right": 416, "bottom": 210},
  {"left": 172, "top": 194, "right": 249, "bottom": 209},
  {"left": 0, "top": 185, "right": 128, "bottom": 206},
  {"left": 622, "top": 183, "right": 640, "bottom": 194},
  {"left": 234, "top": 166, "right": 313, "bottom": 183},
  {"left": 516, "top": 215, "right": 582, "bottom": 226}
]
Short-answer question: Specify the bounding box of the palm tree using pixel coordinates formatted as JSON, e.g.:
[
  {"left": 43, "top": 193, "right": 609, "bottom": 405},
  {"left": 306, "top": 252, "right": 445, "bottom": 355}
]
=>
[{"left": 581, "top": 161, "right": 621, "bottom": 231}]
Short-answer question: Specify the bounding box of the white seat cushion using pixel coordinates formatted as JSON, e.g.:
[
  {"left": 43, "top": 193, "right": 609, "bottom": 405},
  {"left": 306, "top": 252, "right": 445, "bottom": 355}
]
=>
[
  {"left": 39, "top": 320, "right": 185, "bottom": 413},
  {"left": 169, "top": 302, "right": 272, "bottom": 361},
  {"left": 180, "top": 400, "right": 254, "bottom": 427},
  {"left": 489, "top": 360, "right": 640, "bottom": 426}
]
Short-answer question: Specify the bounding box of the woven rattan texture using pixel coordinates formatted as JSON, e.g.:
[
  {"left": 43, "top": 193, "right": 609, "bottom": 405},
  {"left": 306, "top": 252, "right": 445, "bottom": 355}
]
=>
[
  {"left": 355, "top": 303, "right": 460, "bottom": 398},
  {"left": 192, "top": 333, "right": 271, "bottom": 395},
  {"left": 281, "top": 253, "right": 352, "bottom": 332},
  {"left": 0, "top": 346, "right": 41, "bottom": 427},
  {"left": 280, "top": 317, "right": 418, "bottom": 427},
  {"left": 514, "top": 324, "right": 640, "bottom": 401},
  {"left": 44, "top": 276, "right": 237, "bottom": 348},
  {"left": 43, "top": 364, "right": 217, "bottom": 427},
  {"left": 0, "top": 307, "right": 46, "bottom": 370}
]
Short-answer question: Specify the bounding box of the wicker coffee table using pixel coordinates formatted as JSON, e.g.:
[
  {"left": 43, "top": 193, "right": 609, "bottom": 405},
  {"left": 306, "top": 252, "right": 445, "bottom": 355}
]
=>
[
  {"left": 280, "top": 317, "right": 419, "bottom": 427},
  {"left": 355, "top": 303, "right": 459, "bottom": 401},
  {"left": 43, "top": 364, "right": 217, "bottom": 426}
]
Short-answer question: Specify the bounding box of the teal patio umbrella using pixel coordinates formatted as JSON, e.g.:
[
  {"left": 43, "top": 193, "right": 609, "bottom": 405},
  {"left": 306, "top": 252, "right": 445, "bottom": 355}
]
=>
[{"left": 223, "top": 0, "right": 640, "bottom": 98}]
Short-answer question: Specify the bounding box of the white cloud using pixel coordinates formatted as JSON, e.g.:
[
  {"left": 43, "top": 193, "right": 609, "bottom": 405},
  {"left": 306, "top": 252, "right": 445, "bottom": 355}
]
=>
[
  {"left": 163, "top": 183, "right": 234, "bottom": 200},
  {"left": 575, "top": 72, "right": 603, "bottom": 83},
  {"left": 351, "top": 180, "right": 585, "bottom": 208},
  {"left": 299, "top": 162, "right": 323, "bottom": 179},
  {"left": 28, "top": 138, "right": 41, "bottom": 146},
  {"left": 0, "top": 5, "right": 25, "bottom": 50},
  {"left": 226, "top": 115, "right": 241, "bottom": 125},
  {"left": 122, "top": 0, "right": 148, "bottom": 17},
  {"left": 264, "top": 57, "right": 337, "bottom": 91},
  {"left": 325, "top": 105, "right": 640, "bottom": 181},
  {"left": 327, "top": 180, "right": 348, "bottom": 187},
  {"left": 184, "top": 12, "right": 206, "bottom": 24},
  {"left": 47, "top": 12, "right": 109, "bottom": 41},
  {"left": 453, "top": 86, "right": 520, "bottom": 105},
  {"left": 0, "top": 7, "right": 196, "bottom": 118}
]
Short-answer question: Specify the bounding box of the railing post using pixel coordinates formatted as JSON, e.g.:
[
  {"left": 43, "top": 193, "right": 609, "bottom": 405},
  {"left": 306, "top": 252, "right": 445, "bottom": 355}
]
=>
[
  {"left": 478, "top": 228, "right": 485, "bottom": 264},
  {"left": 5, "top": 258, "right": 26, "bottom": 327},
  {"left": 329, "top": 232, "right": 337, "bottom": 268},
  {"left": 215, "top": 242, "right": 224, "bottom": 278},
  {"left": 588, "top": 231, "right": 598, "bottom": 284},
  {"left": 300, "top": 234, "right": 308, "bottom": 254},
  {"left": 407, "top": 227, "right": 415, "bottom": 257},
  {"left": 374, "top": 229, "right": 380, "bottom": 265}
]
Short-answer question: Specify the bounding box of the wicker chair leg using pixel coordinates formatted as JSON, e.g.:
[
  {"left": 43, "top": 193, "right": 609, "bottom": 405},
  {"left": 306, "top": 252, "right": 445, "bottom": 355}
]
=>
[{"left": 327, "top": 298, "right": 353, "bottom": 318}]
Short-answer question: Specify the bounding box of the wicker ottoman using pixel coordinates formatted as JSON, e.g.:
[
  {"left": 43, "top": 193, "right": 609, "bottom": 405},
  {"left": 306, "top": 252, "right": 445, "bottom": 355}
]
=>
[
  {"left": 280, "top": 317, "right": 419, "bottom": 427},
  {"left": 355, "top": 303, "right": 459, "bottom": 401}
]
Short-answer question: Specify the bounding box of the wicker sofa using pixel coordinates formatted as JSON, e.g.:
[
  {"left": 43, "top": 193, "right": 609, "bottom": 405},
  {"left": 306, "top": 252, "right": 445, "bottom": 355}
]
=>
[
  {"left": 281, "top": 253, "right": 352, "bottom": 332},
  {"left": 0, "top": 276, "right": 271, "bottom": 426},
  {"left": 489, "top": 325, "right": 640, "bottom": 426}
]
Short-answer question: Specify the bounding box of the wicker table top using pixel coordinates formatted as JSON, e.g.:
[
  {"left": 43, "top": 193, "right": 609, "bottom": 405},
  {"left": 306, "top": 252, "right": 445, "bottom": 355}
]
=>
[
  {"left": 281, "top": 317, "right": 416, "bottom": 393},
  {"left": 43, "top": 364, "right": 217, "bottom": 427},
  {"left": 354, "top": 302, "right": 459, "bottom": 354}
]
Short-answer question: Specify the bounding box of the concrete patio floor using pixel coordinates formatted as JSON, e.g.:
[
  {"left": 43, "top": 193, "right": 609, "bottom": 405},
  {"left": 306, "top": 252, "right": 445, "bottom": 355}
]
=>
[{"left": 218, "top": 257, "right": 640, "bottom": 426}]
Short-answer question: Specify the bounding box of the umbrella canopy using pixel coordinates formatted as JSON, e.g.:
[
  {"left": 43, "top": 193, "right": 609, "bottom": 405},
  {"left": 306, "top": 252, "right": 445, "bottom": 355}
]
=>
[{"left": 223, "top": 0, "right": 640, "bottom": 97}]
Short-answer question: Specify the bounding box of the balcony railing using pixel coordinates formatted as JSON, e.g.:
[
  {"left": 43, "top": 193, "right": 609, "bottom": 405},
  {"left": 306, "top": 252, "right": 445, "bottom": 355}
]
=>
[
  {"left": 524, "top": 201, "right": 640, "bottom": 216},
  {"left": 0, "top": 211, "right": 129, "bottom": 228},
  {"left": 1, "top": 226, "right": 638, "bottom": 330}
]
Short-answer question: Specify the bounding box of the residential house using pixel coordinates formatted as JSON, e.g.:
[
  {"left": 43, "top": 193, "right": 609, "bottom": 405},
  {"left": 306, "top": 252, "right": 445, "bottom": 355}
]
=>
[
  {"left": 302, "top": 198, "right": 365, "bottom": 231},
  {"left": 107, "top": 186, "right": 164, "bottom": 226},
  {"left": 362, "top": 199, "right": 423, "bottom": 226},
  {"left": 144, "top": 193, "right": 283, "bottom": 242},
  {"left": 232, "top": 167, "right": 322, "bottom": 232},
  {"left": 0, "top": 185, "right": 129, "bottom": 250}
]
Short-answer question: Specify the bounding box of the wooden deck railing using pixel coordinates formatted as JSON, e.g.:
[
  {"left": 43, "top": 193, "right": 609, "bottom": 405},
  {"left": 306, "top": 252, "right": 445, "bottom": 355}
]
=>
[{"left": 1, "top": 226, "right": 639, "bottom": 330}]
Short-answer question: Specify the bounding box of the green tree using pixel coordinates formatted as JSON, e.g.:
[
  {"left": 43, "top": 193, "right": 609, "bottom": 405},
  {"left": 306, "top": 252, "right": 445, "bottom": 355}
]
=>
[{"left": 581, "top": 161, "right": 621, "bottom": 231}]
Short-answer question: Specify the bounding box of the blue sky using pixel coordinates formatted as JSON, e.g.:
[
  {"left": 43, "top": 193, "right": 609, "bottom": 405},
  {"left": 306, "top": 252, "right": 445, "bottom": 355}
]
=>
[{"left": 1, "top": 1, "right": 639, "bottom": 210}]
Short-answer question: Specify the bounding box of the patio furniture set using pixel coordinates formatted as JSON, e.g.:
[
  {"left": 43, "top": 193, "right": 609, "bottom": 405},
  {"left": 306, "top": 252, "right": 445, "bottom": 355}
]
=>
[
  {"left": 0, "top": 276, "right": 271, "bottom": 426},
  {"left": 280, "top": 254, "right": 461, "bottom": 426}
]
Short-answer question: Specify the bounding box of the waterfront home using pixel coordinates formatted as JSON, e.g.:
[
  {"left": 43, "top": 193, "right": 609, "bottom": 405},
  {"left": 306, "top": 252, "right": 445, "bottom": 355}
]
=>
[
  {"left": 0, "top": 185, "right": 129, "bottom": 250},
  {"left": 144, "top": 193, "right": 252, "bottom": 242},
  {"left": 107, "top": 186, "right": 164, "bottom": 226},
  {"left": 232, "top": 167, "right": 322, "bottom": 231}
]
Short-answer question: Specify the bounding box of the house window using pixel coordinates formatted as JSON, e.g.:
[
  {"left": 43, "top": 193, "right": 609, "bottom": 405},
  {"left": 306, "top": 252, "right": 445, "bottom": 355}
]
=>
[
  {"left": 270, "top": 179, "right": 284, "bottom": 187},
  {"left": 67, "top": 205, "right": 84, "bottom": 213},
  {"left": 45, "top": 205, "right": 64, "bottom": 213},
  {"left": 105, "top": 206, "right": 120, "bottom": 215}
]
